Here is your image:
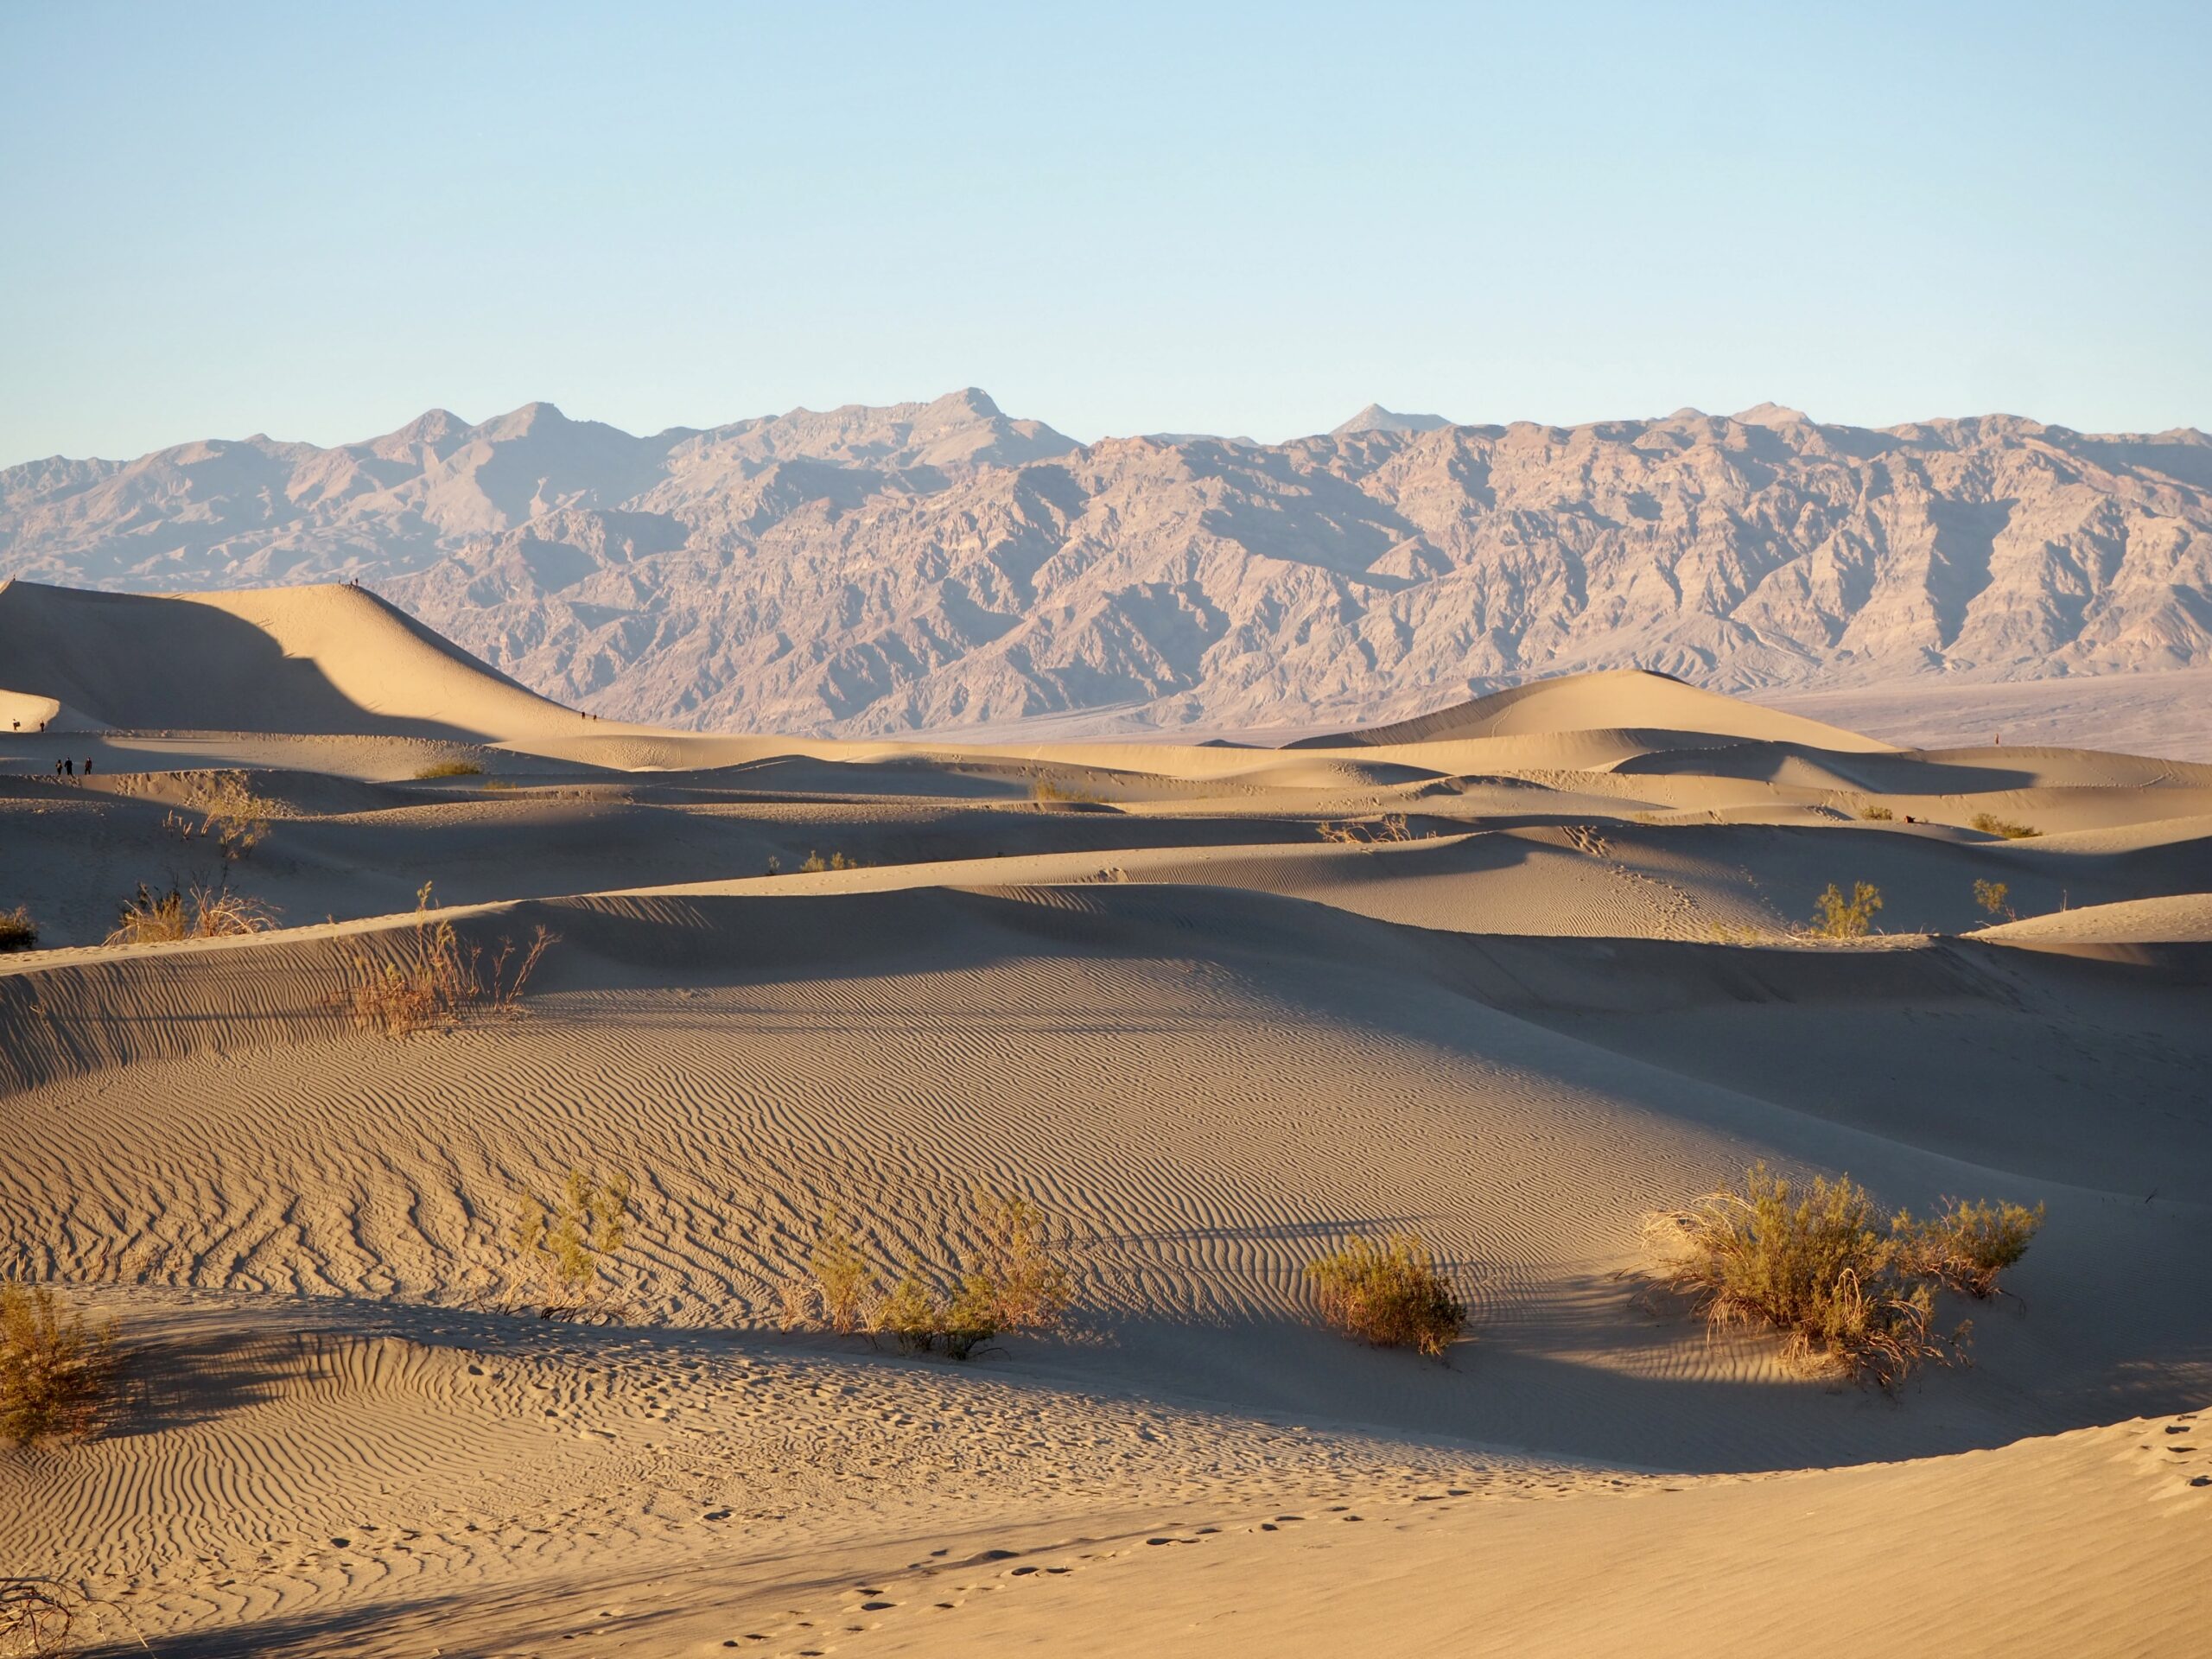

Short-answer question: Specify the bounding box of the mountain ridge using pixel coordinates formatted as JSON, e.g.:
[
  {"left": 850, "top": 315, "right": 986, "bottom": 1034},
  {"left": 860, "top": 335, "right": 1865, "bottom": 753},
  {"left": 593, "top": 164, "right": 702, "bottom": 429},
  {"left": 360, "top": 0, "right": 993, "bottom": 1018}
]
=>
[{"left": 4, "top": 393, "right": 2209, "bottom": 736}]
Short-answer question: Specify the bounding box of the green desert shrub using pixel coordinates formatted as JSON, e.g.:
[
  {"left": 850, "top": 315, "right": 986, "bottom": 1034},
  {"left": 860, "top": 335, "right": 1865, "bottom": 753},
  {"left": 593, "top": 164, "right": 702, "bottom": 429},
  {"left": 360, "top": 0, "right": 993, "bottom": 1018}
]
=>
[
  {"left": 514, "top": 1167, "right": 632, "bottom": 1309},
  {"left": 809, "top": 1210, "right": 877, "bottom": 1334},
  {"left": 414, "top": 759, "right": 486, "bottom": 779},
  {"left": 1809, "top": 881, "right": 1883, "bottom": 939},
  {"left": 795, "top": 1192, "right": 1071, "bottom": 1361},
  {"left": 1973, "top": 879, "right": 2014, "bottom": 921},
  {"left": 1642, "top": 1165, "right": 2042, "bottom": 1388},
  {"left": 0, "top": 1285, "right": 118, "bottom": 1446},
  {"left": 1897, "top": 1198, "right": 2045, "bottom": 1299},
  {"left": 1970, "top": 812, "right": 2040, "bottom": 840},
  {"left": 0, "top": 906, "right": 37, "bottom": 952},
  {"left": 799, "top": 850, "right": 861, "bottom": 873},
  {"left": 1306, "top": 1231, "right": 1466, "bottom": 1360}
]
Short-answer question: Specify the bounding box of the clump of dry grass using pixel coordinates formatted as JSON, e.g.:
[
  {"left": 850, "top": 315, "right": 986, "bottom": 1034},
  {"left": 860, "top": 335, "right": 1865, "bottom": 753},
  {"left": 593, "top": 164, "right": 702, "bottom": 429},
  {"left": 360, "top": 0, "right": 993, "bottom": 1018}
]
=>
[
  {"left": 336, "top": 882, "right": 555, "bottom": 1035},
  {"left": 799, "top": 850, "right": 861, "bottom": 873},
  {"left": 513, "top": 1167, "right": 631, "bottom": 1313},
  {"left": 105, "top": 882, "right": 278, "bottom": 945},
  {"left": 414, "top": 759, "right": 486, "bottom": 779},
  {"left": 1032, "top": 775, "right": 1105, "bottom": 804},
  {"left": 0, "top": 906, "right": 36, "bottom": 953},
  {"left": 1306, "top": 1232, "right": 1466, "bottom": 1360},
  {"left": 1, "top": 1285, "right": 118, "bottom": 1446},
  {"left": 1970, "top": 811, "right": 2040, "bottom": 840},
  {"left": 1809, "top": 880, "right": 1882, "bottom": 938},
  {"left": 1641, "top": 1165, "right": 2044, "bottom": 1389},
  {"left": 1897, "top": 1198, "right": 2045, "bottom": 1299},
  {"left": 163, "top": 770, "right": 274, "bottom": 859},
  {"left": 1859, "top": 803, "right": 1895, "bottom": 821},
  {"left": 1316, "top": 813, "right": 1414, "bottom": 846},
  {"left": 791, "top": 1192, "right": 1073, "bottom": 1362}
]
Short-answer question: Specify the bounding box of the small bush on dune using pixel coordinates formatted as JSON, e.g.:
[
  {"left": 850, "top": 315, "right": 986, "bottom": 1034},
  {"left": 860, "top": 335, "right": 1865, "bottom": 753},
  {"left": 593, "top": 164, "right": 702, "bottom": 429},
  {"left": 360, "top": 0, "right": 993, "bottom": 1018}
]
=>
[
  {"left": 0, "top": 906, "right": 37, "bottom": 952},
  {"left": 1973, "top": 879, "right": 2014, "bottom": 921},
  {"left": 1316, "top": 813, "right": 1415, "bottom": 846},
  {"left": 1032, "top": 775, "right": 1105, "bottom": 804},
  {"left": 514, "top": 1167, "right": 631, "bottom": 1312},
  {"left": 1809, "top": 881, "right": 1882, "bottom": 939},
  {"left": 164, "top": 770, "right": 274, "bottom": 860},
  {"left": 809, "top": 1210, "right": 876, "bottom": 1334},
  {"left": 1971, "top": 812, "right": 2040, "bottom": 840},
  {"left": 415, "top": 759, "right": 486, "bottom": 779},
  {"left": 1645, "top": 1166, "right": 1942, "bottom": 1388},
  {"left": 799, "top": 850, "right": 861, "bottom": 873},
  {"left": 0, "top": 1285, "right": 118, "bottom": 1446},
  {"left": 793, "top": 1192, "right": 1072, "bottom": 1361},
  {"left": 105, "top": 882, "right": 277, "bottom": 946},
  {"left": 337, "top": 882, "right": 556, "bottom": 1035},
  {"left": 1859, "top": 804, "right": 1894, "bottom": 821},
  {"left": 1897, "top": 1198, "right": 2045, "bottom": 1299},
  {"left": 1307, "top": 1232, "right": 1466, "bottom": 1360},
  {"left": 1645, "top": 1166, "right": 2042, "bottom": 1387}
]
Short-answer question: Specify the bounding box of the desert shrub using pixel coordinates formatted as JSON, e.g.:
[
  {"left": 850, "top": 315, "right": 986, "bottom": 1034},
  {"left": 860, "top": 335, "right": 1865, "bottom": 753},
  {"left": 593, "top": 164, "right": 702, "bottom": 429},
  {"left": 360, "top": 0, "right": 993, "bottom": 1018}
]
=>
[
  {"left": 163, "top": 770, "right": 273, "bottom": 859},
  {"left": 0, "top": 907, "right": 36, "bottom": 953},
  {"left": 1316, "top": 813, "right": 1414, "bottom": 846},
  {"left": 0, "top": 1576, "right": 79, "bottom": 1655},
  {"left": 1859, "top": 804, "right": 1895, "bottom": 821},
  {"left": 0, "top": 1285, "right": 118, "bottom": 1446},
  {"left": 809, "top": 1211, "right": 877, "bottom": 1333},
  {"left": 336, "top": 882, "right": 555, "bottom": 1034},
  {"left": 1971, "top": 812, "right": 2040, "bottom": 840},
  {"left": 514, "top": 1168, "right": 631, "bottom": 1309},
  {"left": 1306, "top": 1232, "right": 1466, "bottom": 1360},
  {"left": 1645, "top": 1166, "right": 1952, "bottom": 1389},
  {"left": 1973, "top": 879, "right": 2014, "bottom": 921},
  {"left": 1032, "top": 776, "right": 1104, "bottom": 804},
  {"left": 414, "top": 759, "right": 486, "bottom": 779},
  {"left": 1809, "top": 881, "right": 1883, "bottom": 939},
  {"left": 963, "top": 1192, "right": 1074, "bottom": 1332},
  {"left": 849, "top": 1192, "right": 1071, "bottom": 1361},
  {"left": 105, "top": 882, "right": 277, "bottom": 946},
  {"left": 1897, "top": 1198, "right": 2044, "bottom": 1299},
  {"left": 799, "top": 850, "right": 862, "bottom": 873}
]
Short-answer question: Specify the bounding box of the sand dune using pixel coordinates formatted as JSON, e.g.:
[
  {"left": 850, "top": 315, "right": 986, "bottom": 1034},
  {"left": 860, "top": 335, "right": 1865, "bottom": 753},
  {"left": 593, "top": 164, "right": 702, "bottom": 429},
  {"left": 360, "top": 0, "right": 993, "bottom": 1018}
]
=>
[{"left": 2, "top": 584, "right": 2207, "bottom": 1656}]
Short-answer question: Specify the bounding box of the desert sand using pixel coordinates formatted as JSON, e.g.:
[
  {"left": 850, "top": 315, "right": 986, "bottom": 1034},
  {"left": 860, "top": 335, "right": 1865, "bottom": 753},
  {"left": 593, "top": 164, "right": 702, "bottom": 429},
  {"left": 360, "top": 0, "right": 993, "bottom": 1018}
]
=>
[{"left": 3, "top": 581, "right": 2208, "bottom": 1656}]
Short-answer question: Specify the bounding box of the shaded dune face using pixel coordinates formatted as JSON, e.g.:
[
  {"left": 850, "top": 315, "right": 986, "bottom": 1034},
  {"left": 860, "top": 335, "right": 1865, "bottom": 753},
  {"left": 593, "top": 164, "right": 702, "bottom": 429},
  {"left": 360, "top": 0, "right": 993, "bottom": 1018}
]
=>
[{"left": 3, "top": 582, "right": 2208, "bottom": 1656}]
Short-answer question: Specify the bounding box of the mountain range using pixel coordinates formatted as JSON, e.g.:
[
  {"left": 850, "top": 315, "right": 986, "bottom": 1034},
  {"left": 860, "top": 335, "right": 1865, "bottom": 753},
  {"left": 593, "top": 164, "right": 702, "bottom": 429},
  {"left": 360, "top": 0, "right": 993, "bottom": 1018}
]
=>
[{"left": 4, "top": 389, "right": 2208, "bottom": 735}]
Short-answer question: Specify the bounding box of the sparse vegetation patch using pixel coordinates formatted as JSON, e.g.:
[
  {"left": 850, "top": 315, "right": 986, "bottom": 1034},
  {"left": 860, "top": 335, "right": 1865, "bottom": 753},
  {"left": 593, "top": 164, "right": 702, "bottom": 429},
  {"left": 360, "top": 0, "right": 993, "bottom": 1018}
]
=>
[
  {"left": 514, "top": 1167, "right": 631, "bottom": 1313},
  {"left": 1809, "top": 881, "right": 1883, "bottom": 938},
  {"left": 1306, "top": 1231, "right": 1466, "bottom": 1360},
  {"left": 800, "top": 850, "right": 862, "bottom": 873},
  {"left": 336, "top": 882, "right": 555, "bottom": 1034},
  {"left": 1644, "top": 1164, "right": 2042, "bottom": 1388},
  {"left": 1897, "top": 1198, "right": 2045, "bottom": 1299},
  {"left": 1970, "top": 812, "right": 2040, "bottom": 840},
  {"left": 0, "top": 1284, "right": 118, "bottom": 1446},
  {"left": 1859, "top": 804, "right": 1894, "bottom": 821},
  {"left": 415, "top": 759, "right": 486, "bottom": 779},
  {"left": 105, "top": 882, "right": 277, "bottom": 945},
  {"left": 1317, "top": 813, "right": 1416, "bottom": 846},
  {"left": 1973, "top": 879, "right": 2014, "bottom": 921},
  {"left": 0, "top": 907, "right": 36, "bottom": 953},
  {"left": 162, "top": 769, "right": 274, "bottom": 859}
]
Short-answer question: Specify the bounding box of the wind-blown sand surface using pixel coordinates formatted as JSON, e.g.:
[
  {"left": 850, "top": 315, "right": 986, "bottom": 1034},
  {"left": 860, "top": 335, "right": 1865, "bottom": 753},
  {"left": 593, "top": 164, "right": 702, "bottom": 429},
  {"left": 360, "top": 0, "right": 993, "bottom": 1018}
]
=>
[{"left": 2, "top": 583, "right": 2207, "bottom": 1656}]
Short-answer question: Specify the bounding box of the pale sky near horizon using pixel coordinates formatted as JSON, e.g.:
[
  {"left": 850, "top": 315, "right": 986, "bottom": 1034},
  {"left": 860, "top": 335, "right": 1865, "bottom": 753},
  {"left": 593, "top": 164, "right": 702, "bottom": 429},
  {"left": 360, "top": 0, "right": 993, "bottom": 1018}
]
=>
[{"left": 3, "top": 1, "right": 2207, "bottom": 467}]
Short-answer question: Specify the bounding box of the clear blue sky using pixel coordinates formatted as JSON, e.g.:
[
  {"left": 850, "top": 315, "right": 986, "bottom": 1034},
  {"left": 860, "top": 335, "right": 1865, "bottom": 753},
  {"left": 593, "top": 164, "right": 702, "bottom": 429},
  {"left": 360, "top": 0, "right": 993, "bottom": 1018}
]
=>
[{"left": 3, "top": 1, "right": 2206, "bottom": 464}]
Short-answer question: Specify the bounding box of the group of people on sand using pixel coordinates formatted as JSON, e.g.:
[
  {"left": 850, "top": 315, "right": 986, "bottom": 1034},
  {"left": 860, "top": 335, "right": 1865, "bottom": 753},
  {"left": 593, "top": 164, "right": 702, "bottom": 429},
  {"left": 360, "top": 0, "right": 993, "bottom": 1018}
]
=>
[{"left": 54, "top": 756, "right": 93, "bottom": 776}]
